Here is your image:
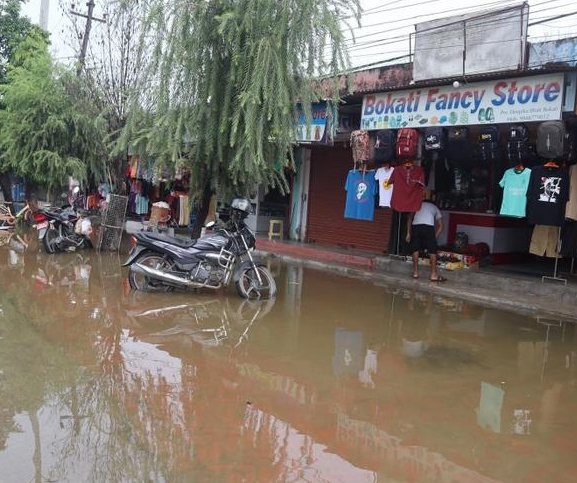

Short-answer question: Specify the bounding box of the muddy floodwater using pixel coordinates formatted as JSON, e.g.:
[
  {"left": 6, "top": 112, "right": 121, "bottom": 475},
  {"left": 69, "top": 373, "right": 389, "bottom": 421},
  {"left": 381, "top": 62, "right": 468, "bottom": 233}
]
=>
[{"left": 1, "top": 246, "right": 577, "bottom": 482}]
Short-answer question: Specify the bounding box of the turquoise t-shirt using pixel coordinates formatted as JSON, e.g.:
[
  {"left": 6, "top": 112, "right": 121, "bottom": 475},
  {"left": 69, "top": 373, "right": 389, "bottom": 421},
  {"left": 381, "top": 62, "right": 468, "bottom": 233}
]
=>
[{"left": 499, "top": 168, "right": 531, "bottom": 217}]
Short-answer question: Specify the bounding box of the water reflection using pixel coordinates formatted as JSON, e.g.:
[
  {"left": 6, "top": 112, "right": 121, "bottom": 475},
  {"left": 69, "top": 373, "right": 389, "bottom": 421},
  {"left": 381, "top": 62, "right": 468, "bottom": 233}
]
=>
[{"left": 0, "top": 241, "right": 576, "bottom": 482}]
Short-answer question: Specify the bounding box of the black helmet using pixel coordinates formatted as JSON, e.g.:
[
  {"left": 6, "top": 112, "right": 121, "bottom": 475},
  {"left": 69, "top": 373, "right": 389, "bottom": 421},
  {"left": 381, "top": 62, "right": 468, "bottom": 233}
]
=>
[{"left": 230, "top": 197, "right": 253, "bottom": 215}]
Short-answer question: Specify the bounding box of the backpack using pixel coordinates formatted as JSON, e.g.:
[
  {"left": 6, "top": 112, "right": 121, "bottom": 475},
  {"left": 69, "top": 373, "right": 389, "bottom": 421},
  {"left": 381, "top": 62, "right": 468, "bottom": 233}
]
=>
[
  {"left": 537, "top": 120, "right": 566, "bottom": 159},
  {"left": 373, "top": 130, "right": 396, "bottom": 163},
  {"left": 424, "top": 127, "right": 445, "bottom": 151},
  {"left": 396, "top": 128, "right": 419, "bottom": 159},
  {"left": 507, "top": 124, "right": 530, "bottom": 164},
  {"left": 446, "top": 127, "right": 471, "bottom": 164},
  {"left": 350, "top": 130, "right": 371, "bottom": 163},
  {"left": 478, "top": 125, "right": 500, "bottom": 161}
]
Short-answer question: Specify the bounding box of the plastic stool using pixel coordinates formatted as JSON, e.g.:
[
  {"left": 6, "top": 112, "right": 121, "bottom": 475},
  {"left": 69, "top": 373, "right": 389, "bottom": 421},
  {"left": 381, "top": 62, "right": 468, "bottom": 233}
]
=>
[{"left": 268, "top": 219, "right": 284, "bottom": 240}]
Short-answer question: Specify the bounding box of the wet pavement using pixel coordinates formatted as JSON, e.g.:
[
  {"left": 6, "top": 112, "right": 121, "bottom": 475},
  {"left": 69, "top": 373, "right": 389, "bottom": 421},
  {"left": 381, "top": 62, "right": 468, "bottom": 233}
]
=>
[
  {"left": 256, "top": 237, "right": 577, "bottom": 320},
  {"left": 1, "top": 232, "right": 577, "bottom": 482}
]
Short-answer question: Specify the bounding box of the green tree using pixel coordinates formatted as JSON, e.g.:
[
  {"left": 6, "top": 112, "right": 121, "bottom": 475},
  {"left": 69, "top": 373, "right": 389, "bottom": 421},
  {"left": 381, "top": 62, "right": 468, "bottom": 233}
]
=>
[
  {"left": 0, "top": 0, "right": 48, "bottom": 202},
  {"left": 0, "top": 0, "right": 36, "bottom": 85},
  {"left": 121, "top": 0, "right": 360, "bottom": 235},
  {"left": 0, "top": 30, "right": 108, "bottom": 199}
]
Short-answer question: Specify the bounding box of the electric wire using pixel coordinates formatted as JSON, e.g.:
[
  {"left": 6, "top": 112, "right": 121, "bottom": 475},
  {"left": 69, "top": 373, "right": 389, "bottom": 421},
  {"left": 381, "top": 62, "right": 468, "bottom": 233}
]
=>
[{"left": 338, "top": 0, "right": 577, "bottom": 68}]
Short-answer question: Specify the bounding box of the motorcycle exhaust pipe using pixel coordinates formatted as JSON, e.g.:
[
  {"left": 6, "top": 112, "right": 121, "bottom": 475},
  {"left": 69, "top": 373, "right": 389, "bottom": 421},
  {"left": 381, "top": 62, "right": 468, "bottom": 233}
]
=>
[{"left": 130, "top": 262, "right": 199, "bottom": 288}]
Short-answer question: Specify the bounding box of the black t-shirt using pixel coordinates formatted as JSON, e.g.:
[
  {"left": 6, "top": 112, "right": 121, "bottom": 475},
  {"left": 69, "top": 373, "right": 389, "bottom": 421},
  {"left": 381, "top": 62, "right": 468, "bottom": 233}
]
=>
[{"left": 526, "top": 165, "right": 570, "bottom": 226}]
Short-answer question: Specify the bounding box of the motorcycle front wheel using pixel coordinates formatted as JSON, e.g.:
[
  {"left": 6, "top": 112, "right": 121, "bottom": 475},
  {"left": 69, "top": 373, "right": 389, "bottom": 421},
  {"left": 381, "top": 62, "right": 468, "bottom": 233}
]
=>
[
  {"left": 235, "top": 265, "right": 277, "bottom": 300},
  {"left": 128, "top": 252, "right": 176, "bottom": 292},
  {"left": 43, "top": 228, "right": 63, "bottom": 254}
]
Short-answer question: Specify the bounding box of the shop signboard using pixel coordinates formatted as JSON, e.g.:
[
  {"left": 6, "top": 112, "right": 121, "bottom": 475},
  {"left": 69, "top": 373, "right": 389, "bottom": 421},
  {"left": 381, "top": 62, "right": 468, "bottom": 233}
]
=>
[
  {"left": 360, "top": 73, "right": 564, "bottom": 130},
  {"left": 295, "top": 102, "right": 334, "bottom": 144}
]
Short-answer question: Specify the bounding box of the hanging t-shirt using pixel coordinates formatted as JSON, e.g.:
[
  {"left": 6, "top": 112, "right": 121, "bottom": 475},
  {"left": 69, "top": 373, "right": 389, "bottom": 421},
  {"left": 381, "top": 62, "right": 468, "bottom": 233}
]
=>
[
  {"left": 344, "top": 169, "right": 377, "bottom": 221},
  {"left": 390, "top": 164, "right": 425, "bottom": 213},
  {"left": 374, "top": 166, "right": 394, "bottom": 207},
  {"left": 526, "top": 165, "right": 570, "bottom": 226},
  {"left": 498, "top": 167, "right": 531, "bottom": 218}
]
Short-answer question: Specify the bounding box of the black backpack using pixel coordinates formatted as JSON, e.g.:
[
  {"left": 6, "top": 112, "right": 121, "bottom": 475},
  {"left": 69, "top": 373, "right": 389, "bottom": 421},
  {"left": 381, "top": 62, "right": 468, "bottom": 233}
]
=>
[
  {"left": 424, "top": 127, "right": 445, "bottom": 151},
  {"left": 507, "top": 124, "right": 530, "bottom": 165},
  {"left": 446, "top": 127, "right": 472, "bottom": 165},
  {"left": 478, "top": 125, "right": 500, "bottom": 161},
  {"left": 537, "top": 120, "right": 566, "bottom": 160},
  {"left": 373, "top": 130, "right": 396, "bottom": 163}
]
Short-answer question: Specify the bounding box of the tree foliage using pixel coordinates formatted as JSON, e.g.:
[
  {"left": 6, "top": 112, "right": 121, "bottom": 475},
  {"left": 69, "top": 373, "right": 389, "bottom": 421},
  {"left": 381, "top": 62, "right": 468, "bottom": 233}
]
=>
[
  {"left": 0, "top": 31, "right": 108, "bottom": 193},
  {"left": 0, "top": 0, "right": 37, "bottom": 85},
  {"left": 121, "top": 0, "right": 360, "bottom": 201}
]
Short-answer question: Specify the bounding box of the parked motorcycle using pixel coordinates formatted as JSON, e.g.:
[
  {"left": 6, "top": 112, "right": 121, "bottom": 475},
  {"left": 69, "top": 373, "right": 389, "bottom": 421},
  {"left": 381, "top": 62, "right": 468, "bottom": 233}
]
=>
[
  {"left": 122, "top": 197, "right": 276, "bottom": 299},
  {"left": 35, "top": 205, "right": 93, "bottom": 254}
]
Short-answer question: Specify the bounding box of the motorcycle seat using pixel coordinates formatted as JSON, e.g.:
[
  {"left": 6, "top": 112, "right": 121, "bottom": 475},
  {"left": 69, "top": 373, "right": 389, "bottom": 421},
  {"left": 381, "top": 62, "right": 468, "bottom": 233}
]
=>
[{"left": 144, "top": 231, "right": 196, "bottom": 248}]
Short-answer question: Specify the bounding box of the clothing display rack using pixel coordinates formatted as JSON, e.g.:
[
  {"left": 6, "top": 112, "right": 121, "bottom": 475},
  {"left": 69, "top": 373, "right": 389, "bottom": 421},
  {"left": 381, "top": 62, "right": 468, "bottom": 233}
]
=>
[{"left": 542, "top": 227, "right": 567, "bottom": 285}]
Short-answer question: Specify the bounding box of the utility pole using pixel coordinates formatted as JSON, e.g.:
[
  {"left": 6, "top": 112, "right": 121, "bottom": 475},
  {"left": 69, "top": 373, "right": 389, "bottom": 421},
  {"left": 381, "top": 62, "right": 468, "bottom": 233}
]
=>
[
  {"left": 71, "top": 1, "right": 106, "bottom": 76},
  {"left": 39, "top": 0, "right": 50, "bottom": 30}
]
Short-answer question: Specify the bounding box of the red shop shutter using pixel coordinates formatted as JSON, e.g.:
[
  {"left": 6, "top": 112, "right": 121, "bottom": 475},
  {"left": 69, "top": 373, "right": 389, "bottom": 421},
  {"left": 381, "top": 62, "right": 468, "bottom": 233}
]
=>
[{"left": 306, "top": 146, "right": 393, "bottom": 253}]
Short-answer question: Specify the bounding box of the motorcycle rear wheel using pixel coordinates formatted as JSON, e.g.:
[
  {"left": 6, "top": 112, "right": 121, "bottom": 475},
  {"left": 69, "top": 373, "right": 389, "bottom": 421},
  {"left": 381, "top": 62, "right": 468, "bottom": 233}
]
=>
[
  {"left": 43, "top": 228, "right": 63, "bottom": 254},
  {"left": 235, "top": 266, "right": 277, "bottom": 300},
  {"left": 128, "top": 252, "right": 176, "bottom": 292}
]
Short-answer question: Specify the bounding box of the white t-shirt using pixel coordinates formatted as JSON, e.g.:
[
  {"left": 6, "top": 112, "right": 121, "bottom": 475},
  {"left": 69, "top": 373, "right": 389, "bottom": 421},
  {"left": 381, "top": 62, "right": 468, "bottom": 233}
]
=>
[
  {"left": 412, "top": 200, "right": 442, "bottom": 226},
  {"left": 374, "top": 166, "right": 394, "bottom": 207}
]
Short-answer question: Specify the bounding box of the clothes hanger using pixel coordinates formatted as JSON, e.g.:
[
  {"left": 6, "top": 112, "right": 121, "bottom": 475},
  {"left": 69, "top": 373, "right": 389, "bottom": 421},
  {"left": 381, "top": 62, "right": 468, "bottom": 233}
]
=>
[
  {"left": 514, "top": 163, "right": 525, "bottom": 173},
  {"left": 543, "top": 160, "right": 559, "bottom": 168}
]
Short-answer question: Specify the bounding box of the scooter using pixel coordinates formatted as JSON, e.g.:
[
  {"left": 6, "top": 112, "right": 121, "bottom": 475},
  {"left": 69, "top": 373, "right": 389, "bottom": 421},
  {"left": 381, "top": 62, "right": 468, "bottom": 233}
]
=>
[{"left": 122, "top": 197, "right": 276, "bottom": 299}]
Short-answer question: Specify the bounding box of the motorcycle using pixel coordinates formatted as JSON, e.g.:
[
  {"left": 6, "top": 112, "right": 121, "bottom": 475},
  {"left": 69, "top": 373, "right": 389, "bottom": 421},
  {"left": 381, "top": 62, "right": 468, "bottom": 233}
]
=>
[
  {"left": 35, "top": 205, "right": 93, "bottom": 254},
  {"left": 122, "top": 197, "right": 277, "bottom": 299}
]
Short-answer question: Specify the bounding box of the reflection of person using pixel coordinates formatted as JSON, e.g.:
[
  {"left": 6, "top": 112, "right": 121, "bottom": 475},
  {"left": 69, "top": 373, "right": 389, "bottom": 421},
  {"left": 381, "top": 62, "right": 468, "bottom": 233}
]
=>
[{"left": 405, "top": 200, "right": 445, "bottom": 282}]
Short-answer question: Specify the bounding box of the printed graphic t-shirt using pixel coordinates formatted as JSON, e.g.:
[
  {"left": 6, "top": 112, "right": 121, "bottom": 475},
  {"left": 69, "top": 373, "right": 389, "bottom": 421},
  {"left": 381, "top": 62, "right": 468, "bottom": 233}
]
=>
[
  {"left": 375, "top": 166, "right": 394, "bottom": 207},
  {"left": 390, "top": 164, "right": 425, "bottom": 212},
  {"left": 526, "top": 165, "right": 570, "bottom": 226},
  {"left": 499, "top": 167, "right": 531, "bottom": 218},
  {"left": 344, "top": 169, "right": 377, "bottom": 221}
]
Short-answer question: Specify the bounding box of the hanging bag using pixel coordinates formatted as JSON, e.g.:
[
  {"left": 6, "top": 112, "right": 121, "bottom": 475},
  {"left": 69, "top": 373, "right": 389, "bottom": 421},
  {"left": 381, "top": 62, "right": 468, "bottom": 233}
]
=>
[
  {"left": 507, "top": 124, "right": 529, "bottom": 164},
  {"left": 374, "top": 130, "right": 396, "bottom": 163},
  {"left": 446, "top": 126, "right": 471, "bottom": 166},
  {"left": 424, "top": 127, "right": 445, "bottom": 151},
  {"left": 478, "top": 125, "right": 500, "bottom": 161},
  {"left": 350, "top": 130, "right": 371, "bottom": 163},
  {"left": 537, "top": 120, "right": 566, "bottom": 159},
  {"left": 396, "top": 128, "right": 419, "bottom": 158}
]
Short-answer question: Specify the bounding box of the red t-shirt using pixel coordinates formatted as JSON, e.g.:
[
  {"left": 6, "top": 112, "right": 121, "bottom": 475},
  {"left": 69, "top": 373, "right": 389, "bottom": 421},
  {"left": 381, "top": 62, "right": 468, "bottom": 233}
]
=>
[{"left": 390, "top": 164, "right": 425, "bottom": 212}]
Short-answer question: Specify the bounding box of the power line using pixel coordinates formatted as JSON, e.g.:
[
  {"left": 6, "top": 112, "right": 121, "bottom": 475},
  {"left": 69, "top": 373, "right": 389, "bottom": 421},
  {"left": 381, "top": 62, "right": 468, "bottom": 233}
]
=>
[{"left": 338, "top": 1, "right": 577, "bottom": 66}]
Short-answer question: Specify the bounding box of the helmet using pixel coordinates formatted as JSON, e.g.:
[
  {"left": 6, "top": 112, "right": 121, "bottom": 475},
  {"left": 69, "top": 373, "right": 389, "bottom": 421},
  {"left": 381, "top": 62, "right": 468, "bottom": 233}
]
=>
[{"left": 230, "top": 197, "right": 253, "bottom": 215}]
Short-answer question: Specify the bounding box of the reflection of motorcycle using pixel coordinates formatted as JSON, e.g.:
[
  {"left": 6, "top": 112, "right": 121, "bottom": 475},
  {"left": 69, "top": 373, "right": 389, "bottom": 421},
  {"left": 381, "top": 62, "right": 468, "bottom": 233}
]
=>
[
  {"left": 33, "top": 253, "right": 92, "bottom": 289},
  {"left": 127, "top": 297, "right": 274, "bottom": 349},
  {"left": 123, "top": 197, "right": 276, "bottom": 299},
  {"left": 35, "top": 206, "right": 93, "bottom": 254}
]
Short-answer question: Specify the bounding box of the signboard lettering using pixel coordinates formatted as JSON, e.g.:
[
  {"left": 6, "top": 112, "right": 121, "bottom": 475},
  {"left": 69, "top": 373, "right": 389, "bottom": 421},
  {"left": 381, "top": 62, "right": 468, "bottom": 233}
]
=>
[{"left": 361, "top": 74, "right": 564, "bottom": 129}]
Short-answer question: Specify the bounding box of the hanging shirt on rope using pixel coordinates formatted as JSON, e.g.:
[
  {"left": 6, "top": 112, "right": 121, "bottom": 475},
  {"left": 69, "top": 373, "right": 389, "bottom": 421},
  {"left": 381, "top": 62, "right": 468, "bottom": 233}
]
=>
[{"left": 344, "top": 169, "right": 377, "bottom": 221}]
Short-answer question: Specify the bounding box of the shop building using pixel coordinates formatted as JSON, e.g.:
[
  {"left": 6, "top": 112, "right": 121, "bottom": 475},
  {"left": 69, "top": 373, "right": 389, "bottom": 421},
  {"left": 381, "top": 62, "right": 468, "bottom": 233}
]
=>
[{"left": 288, "top": 5, "right": 577, "bottom": 275}]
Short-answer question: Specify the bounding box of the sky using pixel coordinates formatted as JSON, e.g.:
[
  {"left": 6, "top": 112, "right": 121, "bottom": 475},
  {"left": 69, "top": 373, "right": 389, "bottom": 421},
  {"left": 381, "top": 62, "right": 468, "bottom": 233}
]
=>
[{"left": 20, "top": 0, "right": 577, "bottom": 69}]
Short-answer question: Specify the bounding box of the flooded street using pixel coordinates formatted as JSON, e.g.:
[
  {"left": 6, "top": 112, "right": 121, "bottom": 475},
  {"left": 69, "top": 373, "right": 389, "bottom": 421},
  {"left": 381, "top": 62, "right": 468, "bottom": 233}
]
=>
[{"left": 1, "top": 240, "right": 577, "bottom": 482}]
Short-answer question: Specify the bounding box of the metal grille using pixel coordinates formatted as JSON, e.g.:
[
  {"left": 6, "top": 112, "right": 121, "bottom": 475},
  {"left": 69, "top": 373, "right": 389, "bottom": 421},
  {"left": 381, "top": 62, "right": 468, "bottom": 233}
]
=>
[{"left": 97, "top": 194, "right": 128, "bottom": 251}]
